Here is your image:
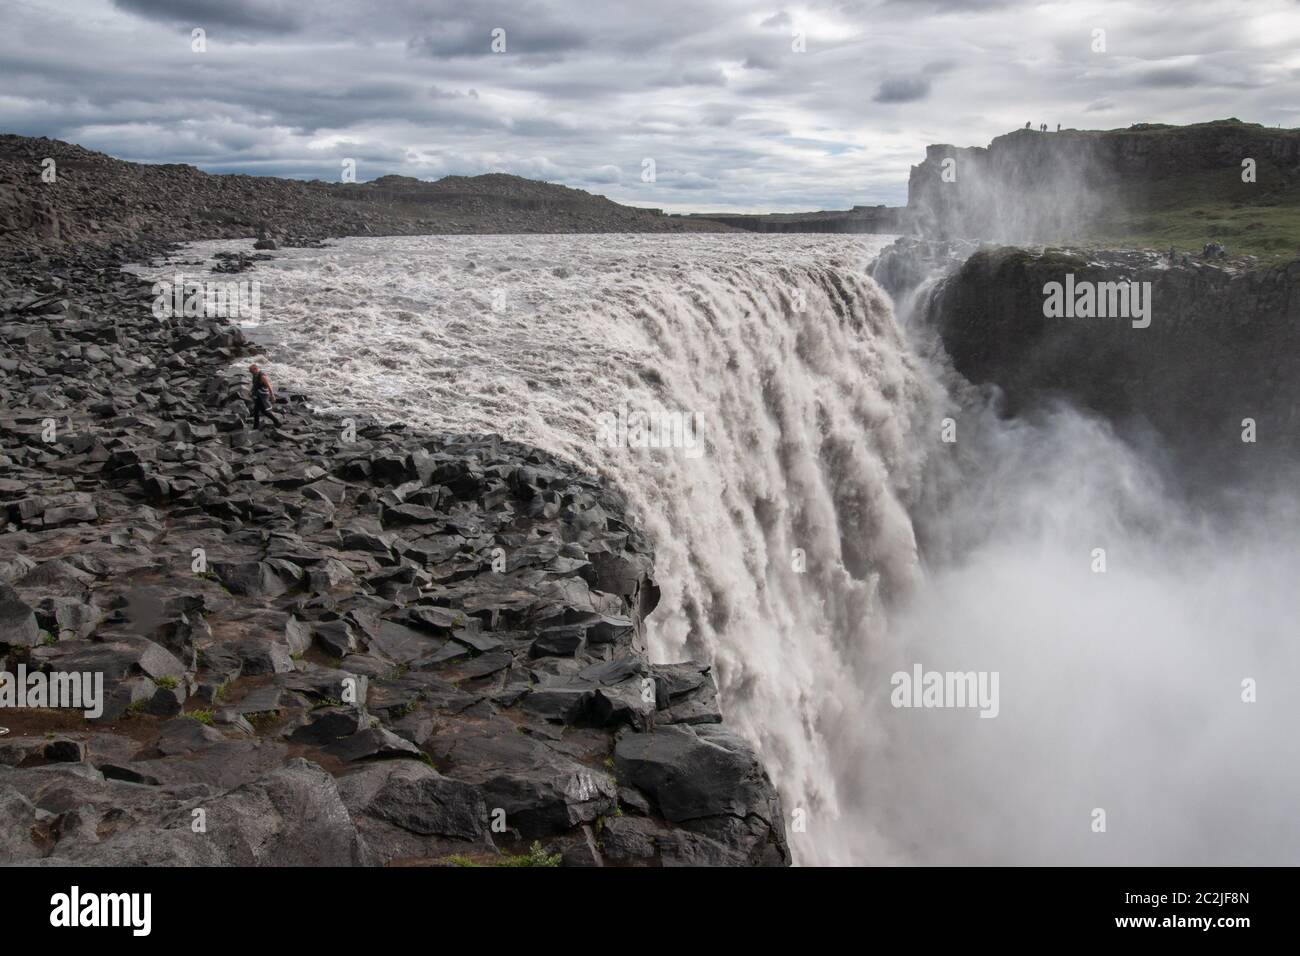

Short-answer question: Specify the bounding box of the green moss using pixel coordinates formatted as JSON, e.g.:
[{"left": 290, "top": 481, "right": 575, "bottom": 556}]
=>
[
  {"left": 443, "top": 841, "right": 562, "bottom": 868},
  {"left": 499, "top": 842, "right": 562, "bottom": 867},
  {"left": 155, "top": 675, "right": 179, "bottom": 690},
  {"left": 187, "top": 709, "right": 214, "bottom": 725}
]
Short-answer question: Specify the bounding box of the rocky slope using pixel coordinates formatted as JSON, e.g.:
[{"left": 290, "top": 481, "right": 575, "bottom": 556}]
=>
[
  {"left": 0, "top": 240, "right": 789, "bottom": 867},
  {"left": 0, "top": 135, "right": 732, "bottom": 252},
  {"left": 926, "top": 244, "right": 1300, "bottom": 488}
]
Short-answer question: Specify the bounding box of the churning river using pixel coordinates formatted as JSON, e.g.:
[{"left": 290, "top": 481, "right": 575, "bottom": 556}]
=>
[{"left": 134, "top": 234, "right": 1300, "bottom": 865}]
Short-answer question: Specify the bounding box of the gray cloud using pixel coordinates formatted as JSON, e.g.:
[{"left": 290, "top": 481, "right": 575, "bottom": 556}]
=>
[
  {"left": 407, "top": 22, "right": 587, "bottom": 59},
  {"left": 648, "top": 67, "right": 728, "bottom": 88},
  {"left": 112, "top": 0, "right": 308, "bottom": 33},
  {"left": 874, "top": 76, "right": 932, "bottom": 103},
  {"left": 1, "top": 0, "right": 1296, "bottom": 212},
  {"left": 1131, "top": 65, "right": 1208, "bottom": 88}
]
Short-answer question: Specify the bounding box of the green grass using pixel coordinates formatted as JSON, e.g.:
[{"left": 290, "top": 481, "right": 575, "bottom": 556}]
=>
[
  {"left": 502, "top": 842, "right": 563, "bottom": 867},
  {"left": 446, "top": 841, "right": 562, "bottom": 867},
  {"left": 187, "top": 709, "right": 214, "bottom": 725},
  {"left": 1081, "top": 166, "right": 1300, "bottom": 261}
]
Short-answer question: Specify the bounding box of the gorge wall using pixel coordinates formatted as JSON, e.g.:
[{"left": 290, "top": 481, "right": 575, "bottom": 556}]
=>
[
  {"left": 926, "top": 245, "right": 1300, "bottom": 490},
  {"left": 907, "top": 119, "right": 1300, "bottom": 243}
]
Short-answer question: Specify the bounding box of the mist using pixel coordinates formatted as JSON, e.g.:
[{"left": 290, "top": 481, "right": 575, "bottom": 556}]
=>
[
  {"left": 829, "top": 288, "right": 1300, "bottom": 865},
  {"left": 908, "top": 131, "right": 1114, "bottom": 244}
]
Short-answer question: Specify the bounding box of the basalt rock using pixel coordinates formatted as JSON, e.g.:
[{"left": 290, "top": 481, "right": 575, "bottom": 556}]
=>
[
  {"left": 930, "top": 245, "right": 1300, "bottom": 490},
  {"left": 0, "top": 583, "right": 39, "bottom": 647},
  {"left": 0, "top": 238, "right": 789, "bottom": 868}
]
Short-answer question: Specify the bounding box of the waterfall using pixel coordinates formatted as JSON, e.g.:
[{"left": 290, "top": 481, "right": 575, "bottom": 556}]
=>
[{"left": 133, "top": 233, "right": 1300, "bottom": 866}]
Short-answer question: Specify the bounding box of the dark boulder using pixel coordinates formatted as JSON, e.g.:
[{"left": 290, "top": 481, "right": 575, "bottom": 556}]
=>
[{"left": 0, "top": 583, "right": 39, "bottom": 647}]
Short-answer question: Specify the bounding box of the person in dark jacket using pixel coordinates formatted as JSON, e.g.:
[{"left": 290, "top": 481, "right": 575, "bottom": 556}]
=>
[{"left": 248, "top": 363, "right": 281, "bottom": 430}]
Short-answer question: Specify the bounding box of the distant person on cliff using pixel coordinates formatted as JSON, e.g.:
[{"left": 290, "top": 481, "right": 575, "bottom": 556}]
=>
[
  {"left": 247, "top": 363, "right": 281, "bottom": 430},
  {"left": 1025, "top": 121, "right": 1031, "bottom": 130}
]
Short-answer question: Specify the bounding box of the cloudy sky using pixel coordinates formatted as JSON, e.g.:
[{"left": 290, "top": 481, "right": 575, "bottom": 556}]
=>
[{"left": 2, "top": 0, "right": 1298, "bottom": 212}]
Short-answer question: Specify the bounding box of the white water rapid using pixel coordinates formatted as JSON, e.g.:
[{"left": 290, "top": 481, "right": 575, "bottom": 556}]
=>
[{"left": 133, "top": 234, "right": 1300, "bottom": 865}]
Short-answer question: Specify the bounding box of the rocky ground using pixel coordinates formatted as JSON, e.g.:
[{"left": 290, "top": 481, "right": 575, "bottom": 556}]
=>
[
  {"left": 0, "top": 134, "right": 733, "bottom": 252},
  {"left": 0, "top": 239, "right": 790, "bottom": 867}
]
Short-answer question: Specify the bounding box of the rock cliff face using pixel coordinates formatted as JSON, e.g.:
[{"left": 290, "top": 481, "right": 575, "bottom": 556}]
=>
[
  {"left": 928, "top": 245, "right": 1300, "bottom": 487},
  {"left": 0, "top": 135, "right": 732, "bottom": 252},
  {"left": 0, "top": 242, "right": 789, "bottom": 867},
  {"left": 907, "top": 120, "right": 1300, "bottom": 242}
]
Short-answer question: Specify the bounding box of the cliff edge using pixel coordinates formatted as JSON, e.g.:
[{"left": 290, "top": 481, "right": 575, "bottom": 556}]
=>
[{"left": 907, "top": 119, "right": 1300, "bottom": 258}]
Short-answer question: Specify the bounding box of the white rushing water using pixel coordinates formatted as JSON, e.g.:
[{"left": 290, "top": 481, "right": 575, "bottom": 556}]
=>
[{"left": 135, "top": 234, "right": 1300, "bottom": 865}]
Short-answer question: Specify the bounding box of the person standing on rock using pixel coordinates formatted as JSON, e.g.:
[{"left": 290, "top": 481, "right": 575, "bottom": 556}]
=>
[{"left": 248, "top": 363, "right": 281, "bottom": 430}]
